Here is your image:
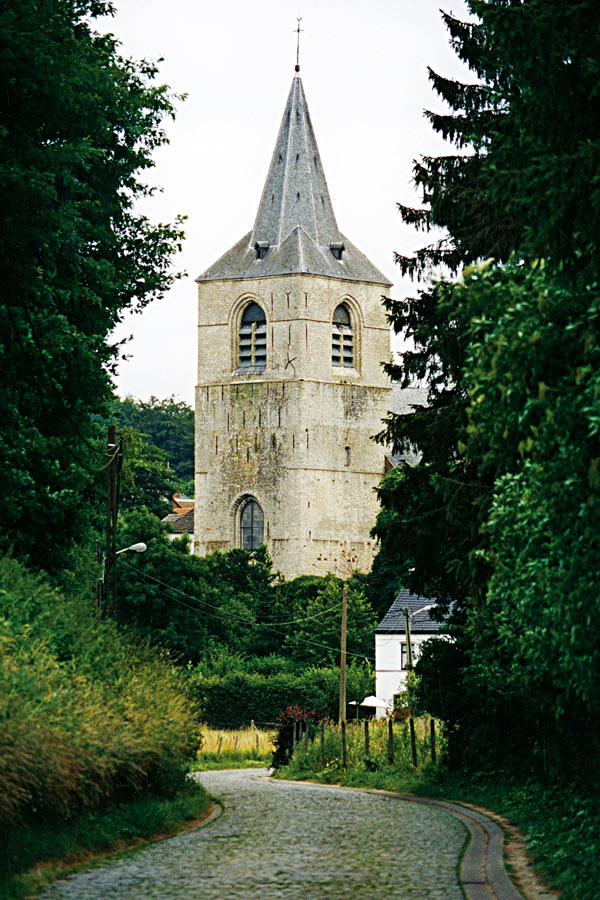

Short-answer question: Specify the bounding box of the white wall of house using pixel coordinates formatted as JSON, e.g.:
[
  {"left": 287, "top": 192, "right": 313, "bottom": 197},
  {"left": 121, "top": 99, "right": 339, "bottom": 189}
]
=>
[{"left": 375, "top": 632, "right": 433, "bottom": 717}]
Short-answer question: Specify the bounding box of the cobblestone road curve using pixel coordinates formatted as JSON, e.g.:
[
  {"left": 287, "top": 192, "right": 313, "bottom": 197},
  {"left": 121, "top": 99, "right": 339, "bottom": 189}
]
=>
[{"left": 41, "top": 770, "right": 467, "bottom": 899}]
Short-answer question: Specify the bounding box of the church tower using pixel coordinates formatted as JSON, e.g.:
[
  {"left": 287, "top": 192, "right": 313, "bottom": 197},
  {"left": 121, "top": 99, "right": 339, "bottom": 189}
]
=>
[{"left": 194, "top": 71, "right": 392, "bottom": 578}]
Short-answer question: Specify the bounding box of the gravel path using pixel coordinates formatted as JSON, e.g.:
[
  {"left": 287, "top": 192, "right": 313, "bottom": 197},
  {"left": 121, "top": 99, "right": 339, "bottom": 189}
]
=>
[{"left": 40, "top": 769, "right": 467, "bottom": 899}]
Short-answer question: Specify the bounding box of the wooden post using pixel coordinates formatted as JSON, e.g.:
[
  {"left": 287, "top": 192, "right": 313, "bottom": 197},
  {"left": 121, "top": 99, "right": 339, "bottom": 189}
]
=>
[
  {"left": 320, "top": 721, "right": 325, "bottom": 768},
  {"left": 234, "top": 734, "right": 238, "bottom": 753},
  {"left": 256, "top": 731, "right": 260, "bottom": 754},
  {"left": 409, "top": 716, "right": 418, "bottom": 768},
  {"left": 339, "top": 584, "right": 347, "bottom": 723},
  {"left": 292, "top": 720, "right": 297, "bottom": 753},
  {"left": 217, "top": 736, "right": 222, "bottom": 756},
  {"left": 430, "top": 718, "right": 437, "bottom": 764},
  {"left": 341, "top": 719, "right": 347, "bottom": 768},
  {"left": 304, "top": 720, "right": 309, "bottom": 752},
  {"left": 388, "top": 718, "right": 394, "bottom": 764},
  {"left": 104, "top": 425, "right": 117, "bottom": 618},
  {"left": 364, "top": 719, "right": 370, "bottom": 757}
]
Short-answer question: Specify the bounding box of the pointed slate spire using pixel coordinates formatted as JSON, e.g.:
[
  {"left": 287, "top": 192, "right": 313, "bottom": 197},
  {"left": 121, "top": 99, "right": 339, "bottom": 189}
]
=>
[
  {"left": 250, "top": 75, "right": 341, "bottom": 249},
  {"left": 197, "top": 76, "right": 390, "bottom": 286}
]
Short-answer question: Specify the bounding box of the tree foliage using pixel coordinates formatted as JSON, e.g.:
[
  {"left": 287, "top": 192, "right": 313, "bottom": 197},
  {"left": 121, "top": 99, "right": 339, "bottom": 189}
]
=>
[
  {"left": 0, "top": 0, "right": 184, "bottom": 571},
  {"left": 376, "top": 0, "right": 600, "bottom": 778},
  {"left": 113, "top": 396, "right": 195, "bottom": 484},
  {"left": 397, "top": 0, "right": 600, "bottom": 278}
]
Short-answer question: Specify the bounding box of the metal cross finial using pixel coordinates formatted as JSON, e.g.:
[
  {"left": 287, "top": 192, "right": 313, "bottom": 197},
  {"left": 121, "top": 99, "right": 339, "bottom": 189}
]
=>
[{"left": 295, "top": 17, "right": 303, "bottom": 72}]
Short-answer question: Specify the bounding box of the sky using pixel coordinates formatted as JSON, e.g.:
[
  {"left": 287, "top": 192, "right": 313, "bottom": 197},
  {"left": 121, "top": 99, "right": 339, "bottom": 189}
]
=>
[{"left": 108, "top": 0, "right": 472, "bottom": 406}]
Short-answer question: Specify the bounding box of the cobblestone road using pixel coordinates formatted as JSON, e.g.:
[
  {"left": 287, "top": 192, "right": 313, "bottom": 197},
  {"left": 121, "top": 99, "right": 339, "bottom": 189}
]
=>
[{"left": 41, "top": 769, "right": 467, "bottom": 899}]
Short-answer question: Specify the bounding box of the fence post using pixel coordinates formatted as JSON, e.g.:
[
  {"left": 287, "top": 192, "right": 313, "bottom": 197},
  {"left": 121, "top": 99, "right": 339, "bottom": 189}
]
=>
[
  {"left": 388, "top": 718, "right": 394, "bottom": 764},
  {"left": 304, "top": 720, "right": 309, "bottom": 752},
  {"left": 217, "top": 736, "right": 222, "bottom": 756},
  {"left": 364, "top": 719, "right": 370, "bottom": 757},
  {"left": 234, "top": 734, "right": 238, "bottom": 753},
  {"left": 256, "top": 731, "right": 260, "bottom": 754},
  {"left": 320, "top": 721, "right": 325, "bottom": 768},
  {"left": 430, "top": 718, "right": 436, "bottom": 764},
  {"left": 341, "top": 720, "right": 347, "bottom": 768},
  {"left": 409, "top": 716, "right": 418, "bottom": 768}
]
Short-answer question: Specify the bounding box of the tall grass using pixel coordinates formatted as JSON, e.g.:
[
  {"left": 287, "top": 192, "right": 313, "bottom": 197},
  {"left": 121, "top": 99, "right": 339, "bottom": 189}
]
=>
[
  {"left": 280, "top": 717, "right": 444, "bottom": 786},
  {"left": 194, "top": 727, "right": 274, "bottom": 770},
  {"left": 0, "top": 556, "right": 201, "bottom": 839}
]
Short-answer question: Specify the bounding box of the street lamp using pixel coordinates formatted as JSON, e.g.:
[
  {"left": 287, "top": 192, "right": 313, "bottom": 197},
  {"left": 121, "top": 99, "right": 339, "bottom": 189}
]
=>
[
  {"left": 103, "top": 542, "right": 147, "bottom": 620},
  {"left": 403, "top": 604, "right": 436, "bottom": 670},
  {"left": 116, "top": 542, "right": 147, "bottom": 556}
]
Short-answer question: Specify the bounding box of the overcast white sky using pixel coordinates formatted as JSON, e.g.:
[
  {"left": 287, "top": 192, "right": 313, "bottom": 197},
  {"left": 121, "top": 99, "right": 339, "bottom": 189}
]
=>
[{"left": 108, "top": 0, "right": 472, "bottom": 406}]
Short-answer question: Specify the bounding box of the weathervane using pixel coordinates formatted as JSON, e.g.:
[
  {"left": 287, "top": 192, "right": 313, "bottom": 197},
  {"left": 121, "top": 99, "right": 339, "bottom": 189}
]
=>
[{"left": 295, "top": 17, "right": 303, "bottom": 72}]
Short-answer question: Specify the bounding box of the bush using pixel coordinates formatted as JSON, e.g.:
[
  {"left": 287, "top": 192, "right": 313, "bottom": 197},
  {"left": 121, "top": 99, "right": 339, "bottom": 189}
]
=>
[
  {"left": 184, "top": 663, "right": 374, "bottom": 729},
  {"left": 0, "top": 556, "right": 200, "bottom": 834}
]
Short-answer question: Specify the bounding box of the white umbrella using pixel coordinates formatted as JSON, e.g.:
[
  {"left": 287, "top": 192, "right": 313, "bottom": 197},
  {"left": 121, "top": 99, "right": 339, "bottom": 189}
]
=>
[{"left": 359, "top": 695, "right": 392, "bottom": 709}]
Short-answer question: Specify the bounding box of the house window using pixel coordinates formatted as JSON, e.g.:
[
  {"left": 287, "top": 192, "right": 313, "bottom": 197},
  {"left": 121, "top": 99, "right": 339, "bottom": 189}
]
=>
[
  {"left": 239, "top": 303, "right": 266, "bottom": 369},
  {"left": 332, "top": 303, "right": 353, "bottom": 367},
  {"left": 240, "top": 499, "right": 264, "bottom": 550},
  {"left": 401, "top": 642, "right": 417, "bottom": 670}
]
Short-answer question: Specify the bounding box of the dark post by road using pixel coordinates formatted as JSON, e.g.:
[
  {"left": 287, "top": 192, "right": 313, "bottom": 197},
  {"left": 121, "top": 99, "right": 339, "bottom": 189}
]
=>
[
  {"left": 430, "top": 718, "right": 437, "bottom": 763},
  {"left": 410, "top": 717, "right": 418, "bottom": 768},
  {"left": 341, "top": 720, "right": 347, "bottom": 767},
  {"left": 320, "top": 721, "right": 325, "bottom": 768},
  {"left": 364, "top": 719, "right": 370, "bottom": 757},
  {"left": 104, "top": 425, "right": 119, "bottom": 618},
  {"left": 338, "top": 584, "right": 348, "bottom": 723},
  {"left": 304, "top": 720, "right": 309, "bottom": 752},
  {"left": 388, "top": 717, "right": 394, "bottom": 764}
]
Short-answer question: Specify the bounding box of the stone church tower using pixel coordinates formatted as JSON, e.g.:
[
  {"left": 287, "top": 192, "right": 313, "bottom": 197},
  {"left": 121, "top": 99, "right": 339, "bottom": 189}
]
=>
[{"left": 194, "top": 72, "right": 392, "bottom": 578}]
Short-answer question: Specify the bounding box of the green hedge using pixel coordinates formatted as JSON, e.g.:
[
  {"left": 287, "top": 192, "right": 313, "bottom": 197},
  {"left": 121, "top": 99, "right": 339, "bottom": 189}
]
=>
[{"left": 185, "top": 665, "right": 373, "bottom": 728}]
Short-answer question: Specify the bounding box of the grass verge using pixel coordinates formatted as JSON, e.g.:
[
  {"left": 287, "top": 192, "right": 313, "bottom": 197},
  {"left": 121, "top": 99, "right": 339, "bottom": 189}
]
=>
[{"left": 0, "top": 781, "right": 211, "bottom": 900}]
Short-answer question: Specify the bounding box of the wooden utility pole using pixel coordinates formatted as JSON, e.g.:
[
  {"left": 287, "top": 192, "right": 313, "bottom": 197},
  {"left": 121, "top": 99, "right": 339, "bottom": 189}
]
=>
[
  {"left": 404, "top": 607, "right": 414, "bottom": 670},
  {"left": 104, "top": 425, "right": 122, "bottom": 620},
  {"left": 338, "top": 584, "right": 348, "bottom": 724},
  {"left": 404, "top": 606, "right": 418, "bottom": 768}
]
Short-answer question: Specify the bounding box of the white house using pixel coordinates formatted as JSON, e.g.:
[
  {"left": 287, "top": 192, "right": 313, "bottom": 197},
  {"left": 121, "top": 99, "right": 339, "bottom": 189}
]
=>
[{"left": 375, "top": 589, "right": 445, "bottom": 715}]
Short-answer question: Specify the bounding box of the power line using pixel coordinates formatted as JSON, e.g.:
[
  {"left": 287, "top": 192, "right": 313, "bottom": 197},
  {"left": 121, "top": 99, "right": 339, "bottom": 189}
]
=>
[
  {"left": 262, "top": 602, "right": 343, "bottom": 627},
  {"left": 120, "top": 559, "right": 374, "bottom": 662}
]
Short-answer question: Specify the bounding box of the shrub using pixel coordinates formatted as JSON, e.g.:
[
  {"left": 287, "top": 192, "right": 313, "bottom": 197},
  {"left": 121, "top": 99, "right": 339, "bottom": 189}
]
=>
[
  {"left": 184, "top": 662, "right": 373, "bottom": 729},
  {"left": 0, "top": 556, "right": 200, "bottom": 834}
]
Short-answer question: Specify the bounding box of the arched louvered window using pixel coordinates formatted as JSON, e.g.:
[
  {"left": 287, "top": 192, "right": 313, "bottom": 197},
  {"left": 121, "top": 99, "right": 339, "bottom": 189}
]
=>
[
  {"left": 239, "top": 302, "right": 266, "bottom": 369},
  {"left": 240, "top": 499, "right": 264, "bottom": 550},
  {"left": 332, "top": 303, "right": 353, "bottom": 367}
]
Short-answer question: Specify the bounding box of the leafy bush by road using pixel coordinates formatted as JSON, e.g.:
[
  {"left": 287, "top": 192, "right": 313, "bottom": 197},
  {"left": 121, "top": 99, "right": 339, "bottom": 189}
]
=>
[{"left": 0, "top": 556, "right": 201, "bottom": 836}]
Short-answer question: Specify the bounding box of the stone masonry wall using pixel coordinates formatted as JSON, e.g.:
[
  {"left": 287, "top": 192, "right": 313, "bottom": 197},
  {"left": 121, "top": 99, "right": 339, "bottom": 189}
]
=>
[{"left": 194, "top": 272, "right": 392, "bottom": 578}]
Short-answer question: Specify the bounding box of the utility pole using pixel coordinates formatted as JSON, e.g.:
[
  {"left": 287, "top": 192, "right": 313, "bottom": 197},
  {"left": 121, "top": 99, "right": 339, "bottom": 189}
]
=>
[
  {"left": 404, "top": 607, "right": 414, "bottom": 670},
  {"left": 338, "top": 583, "right": 348, "bottom": 723},
  {"left": 104, "top": 425, "right": 122, "bottom": 620},
  {"left": 404, "top": 606, "right": 418, "bottom": 767}
]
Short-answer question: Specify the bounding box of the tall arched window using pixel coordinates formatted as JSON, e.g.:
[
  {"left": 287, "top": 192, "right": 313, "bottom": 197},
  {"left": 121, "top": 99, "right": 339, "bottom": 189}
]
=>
[
  {"left": 240, "top": 498, "right": 264, "bottom": 550},
  {"left": 332, "top": 303, "right": 353, "bottom": 367},
  {"left": 239, "top": 302, "right": 266, "bottom": 369}
]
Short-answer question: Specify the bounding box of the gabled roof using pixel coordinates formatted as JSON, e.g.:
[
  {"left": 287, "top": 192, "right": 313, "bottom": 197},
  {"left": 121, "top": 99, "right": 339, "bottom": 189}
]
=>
[
  {"left": 196, "top": 75, "right": 391, "bottom": 287},
  {"left": 375, "top": 588, "right": 444, "bottom": 635},
  {"left": 162, "top": 507, "right": 195, "bottom": 534}
]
